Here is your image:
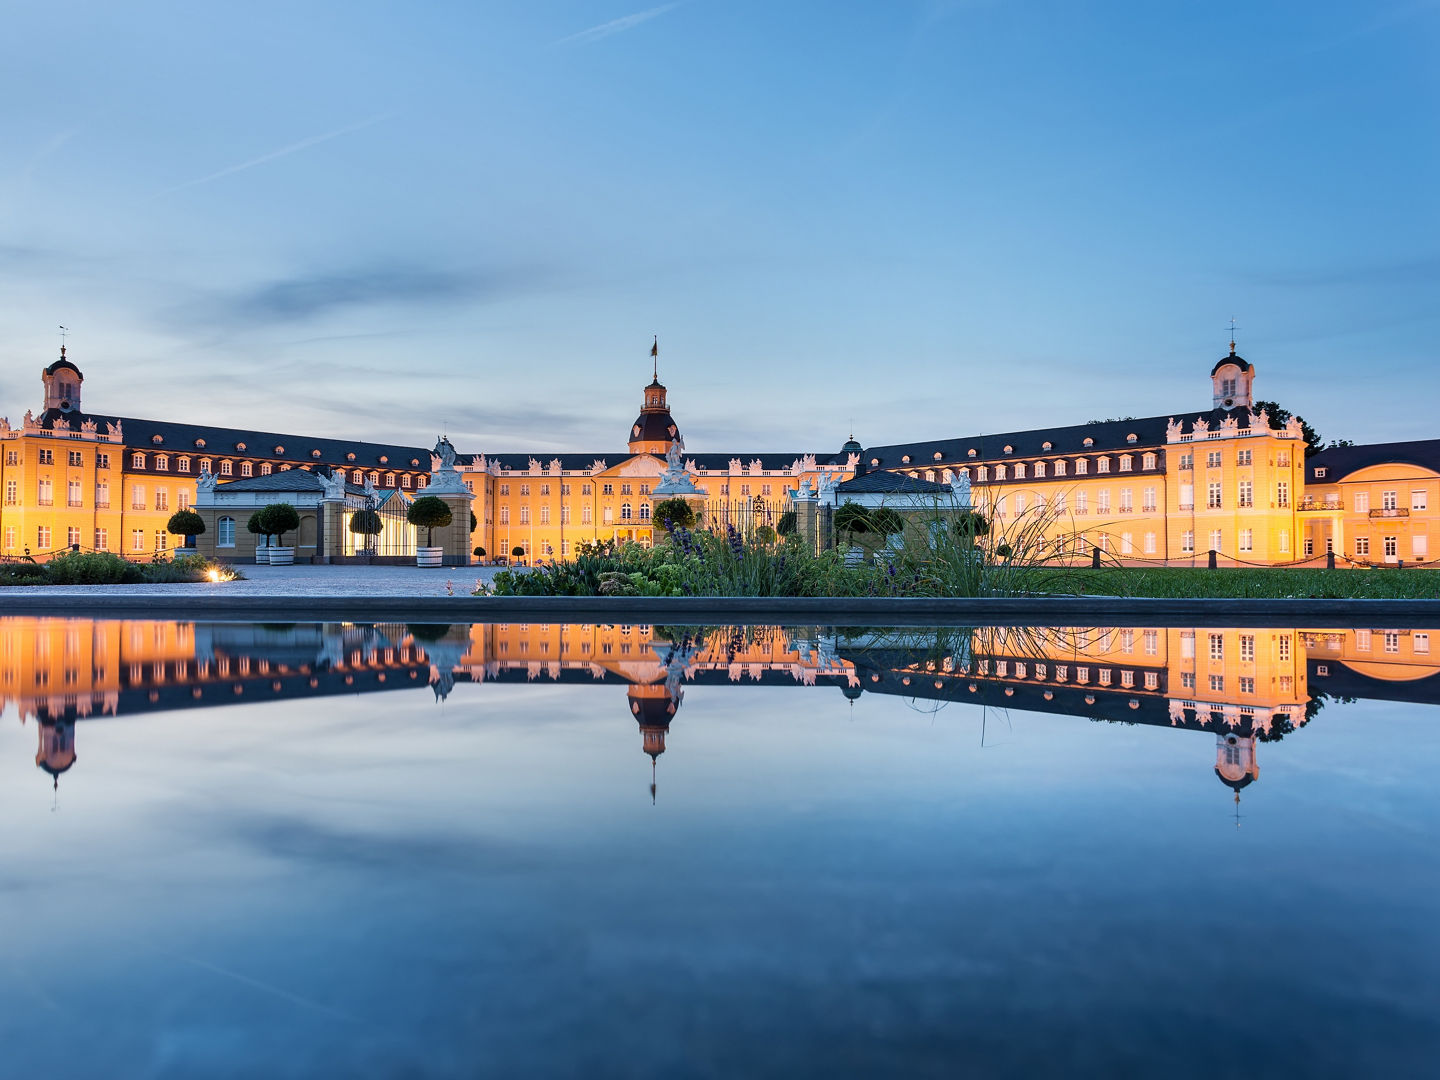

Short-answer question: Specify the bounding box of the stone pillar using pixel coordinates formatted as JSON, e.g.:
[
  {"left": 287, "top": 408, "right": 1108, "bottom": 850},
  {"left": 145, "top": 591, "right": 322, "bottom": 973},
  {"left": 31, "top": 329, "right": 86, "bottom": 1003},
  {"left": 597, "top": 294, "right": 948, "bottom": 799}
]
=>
[
  {"left": 435, "top": 492, "right": 474, "bottom": 566},
  {"left": 321, "top": 499, "right": 345, "bottom": 561}
]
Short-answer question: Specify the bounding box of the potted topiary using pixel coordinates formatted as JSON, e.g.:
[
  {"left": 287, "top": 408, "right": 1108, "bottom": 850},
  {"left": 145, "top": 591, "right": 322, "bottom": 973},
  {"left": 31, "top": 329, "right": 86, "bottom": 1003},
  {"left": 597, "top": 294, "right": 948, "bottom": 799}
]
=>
[
  {"left": 511, "top": 544, "right": 526, "bottom": 566},
  {"left": 407, "top": 495, "right": 453, "bottom": 567},
  {"left": 166, "top": 509, "right": 205, "bottom": 550},
  {"left": 349, "top": 508, "right": 384, "bottom": 559},
  {"left": 473, "top": 546, "right": 486, "bottom": 564},
  {"left": 246, "top": 510, "right": 269, "bottom": 564},
  {"left": 264, "top": 503, "right": 301, "bottom": 565}
]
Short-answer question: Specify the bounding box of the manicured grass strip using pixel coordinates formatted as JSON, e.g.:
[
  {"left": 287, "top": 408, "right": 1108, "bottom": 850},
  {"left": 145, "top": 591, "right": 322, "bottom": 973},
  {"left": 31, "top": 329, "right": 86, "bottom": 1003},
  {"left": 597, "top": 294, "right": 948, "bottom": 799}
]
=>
[{"left": 1045, "top": 567, "right": 1440, "bottom": 600}]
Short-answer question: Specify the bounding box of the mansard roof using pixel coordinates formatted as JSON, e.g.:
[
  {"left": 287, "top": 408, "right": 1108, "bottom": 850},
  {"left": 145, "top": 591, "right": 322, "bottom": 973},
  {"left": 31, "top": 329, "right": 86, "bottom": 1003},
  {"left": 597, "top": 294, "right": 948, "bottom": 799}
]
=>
[
  {"left": 1307, "top": 438, "right": 1440, "bottom": 482},
  {"left": 834, "top": 471, "right": 950, "bottom": 495},
  {"left": 39, "top": 408, "right": 431, "bottom": 470},
  {"left": 861, "top": 408, "right": 1245, "bottom": 470},
  {"left": 212, "top": 469, "right": 372, "bottom": 496},
  {"left": 461, "top": 450, "right": 850, "bottom": 474}
]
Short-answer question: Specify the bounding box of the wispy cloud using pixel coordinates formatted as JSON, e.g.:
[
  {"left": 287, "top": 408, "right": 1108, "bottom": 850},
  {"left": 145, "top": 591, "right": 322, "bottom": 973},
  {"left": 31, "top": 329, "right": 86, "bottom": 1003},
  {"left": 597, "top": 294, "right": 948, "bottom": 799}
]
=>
[
  {"left": 553, "top": 2, "right": 682, "bottom": 46},
  {"left": 156, "top": 111, "right": 395, "bottom": 196}
]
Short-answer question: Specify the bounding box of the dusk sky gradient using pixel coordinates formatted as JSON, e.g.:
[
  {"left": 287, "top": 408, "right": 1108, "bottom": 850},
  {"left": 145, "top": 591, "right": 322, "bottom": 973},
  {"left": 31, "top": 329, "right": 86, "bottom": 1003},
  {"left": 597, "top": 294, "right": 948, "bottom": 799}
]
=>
[{"left": 2, "top": 1, "right": 1437, "bottom": 453}]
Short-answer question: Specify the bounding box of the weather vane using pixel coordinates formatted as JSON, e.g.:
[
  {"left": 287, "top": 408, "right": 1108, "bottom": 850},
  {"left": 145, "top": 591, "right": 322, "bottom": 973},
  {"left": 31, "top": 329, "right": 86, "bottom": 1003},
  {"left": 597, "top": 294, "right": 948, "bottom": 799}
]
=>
[
  {"left": 1228, "top": 317, "right": 1239, "bottom": 351},
  {"left": 58, "top": 325, "right": 68, "bottom": 348}
]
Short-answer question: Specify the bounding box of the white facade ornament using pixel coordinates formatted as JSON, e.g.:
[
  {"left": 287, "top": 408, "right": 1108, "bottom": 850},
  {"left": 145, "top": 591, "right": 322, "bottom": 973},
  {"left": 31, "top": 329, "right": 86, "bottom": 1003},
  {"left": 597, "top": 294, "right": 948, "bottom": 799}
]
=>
[
  {"left": 728, "top": 457, "right": 742, "bottom": 473},
  {"left": 0, "top": 416, "right": 8, "bottom": 433},
  {"left": 22, "top": 410, "right": 37, "bottom": 431},
  {"left": 548, "top": 458, "right": 563, "bottom": 475},
  {"left": 320, "top": 469, "right": 346, "bottom": 501},
  {"left": 1284, "top": 415, "right": 1304, "bottom": 440},
  {"left": 52, "top": 417, "right": 71, "bottom": 432},
  {"left": 590, "top": 459, "right": 608, "bottom": 473},
  {"left": 790, "top": 476, "right": 816, "bottom": 503},
  {"left": 845, "top": 452, "right": 860, "bottom": 470},
  {"left": 106, "top": 420, "right": 123, "bottom": 440},
  {"left": 527, "top": 457, "right": 542, "bottom": 475},
  {"left": 653, "top": 439, "right": 704, "bottom": 497},
  {"left": 817, "top": 472, "right": 839, "bottom": 499},
  {"left": 1219, "top": 414, "right": 1240, "bottom": 437},
  {"left": 1165, "top": 417, "right": 1182, "bottom": 442},
  {"left": 948, "top": 468, "right": 972, "bottom": 508},
  {"left": 749, "top": 458, "right": 763, "bottom": 475},
  {"left": 80, "top": 418, "right": 97, "bottom": 436},
  {"left": 1192, "top": 416, "right": 1210, "bottom": 437},
  {"left": 196, "top": 466, "right": 219, "bottom": 495},
  {"left": 1168, "top": 700, "right": 1186, "bottom": 726}
]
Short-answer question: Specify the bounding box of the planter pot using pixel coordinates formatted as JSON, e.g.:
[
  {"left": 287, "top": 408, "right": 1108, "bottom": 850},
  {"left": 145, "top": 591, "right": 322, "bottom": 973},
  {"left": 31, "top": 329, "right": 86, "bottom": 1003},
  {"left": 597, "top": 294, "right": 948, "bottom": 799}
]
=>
[
  {"left": 416, "top": 546, "right": 444, "bottom": 568},
  {"left": 268, "top": 546, "right": 295, "bottom": 566},
  {"left": 254, "top": 548, "right": 270, "bottom": 565}
]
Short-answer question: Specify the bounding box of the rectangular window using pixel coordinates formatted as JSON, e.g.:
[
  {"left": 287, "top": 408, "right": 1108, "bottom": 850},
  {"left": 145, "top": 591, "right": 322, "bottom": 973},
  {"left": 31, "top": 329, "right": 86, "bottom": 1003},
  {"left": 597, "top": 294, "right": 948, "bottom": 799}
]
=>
[
  {"left": 1207, "top": 482, "right": 1223, "bottom": 509},
  {"left": 1075, "top": 491, "right": 1087, "bottom": 513},
  {"left": 67, "top": 526, "right": 80, "bottom": 547},
  {"left": 1209, "top": 529, "right": 1223, "bottom": 552},
  {"left": 1179, "top": 453, "right": 1192, "bottom": 470},
  {"left": 155, "top": 455, "right": 168, "bottom": 471},
  {"left": 1206, "top": 450, "right": 1222, "bottom": 468},
  {"left": 520, "top": 484, "right": 531, "bottom": 496},
  {"left": 1277, "top": 481, "right": 1289, "bottom": 508},
  {"left": 38, "top": 448, "right": 53, "bottom": 464},
  {"left": 1237, "top": 480, "right": 1252, "bottom": 507},
  {"left": 1279, "top": 531, "right": 1290, "bottom": 553},
  {"left": 1075, "top": 459, "right": 1087, "bottom": 475},
  {"left": 1119, "top": 489, "right": 1132, "bottom": 512},
  {"left": 1384, "top": 536, "right": 1398, "bottom": 558},
  {"left": 1142, "top": 487, "right": 1156, "bottom": 512},
  {"left": 1239, "top": 676, "right": 1255, "bottom": 694},
  {"left": 1239, "top": 635, "right": 1255, "bottom": 663},
  {"left": 155, "top": 531, "right": 167, "bottom": 550},
  {"left": 218, "top": 517, "right": 235, "bottom": 546},
  {"left": 1181, "top": 631, "right": 1195, "bottom": 658},
  {"left": 1120, "top": 630, "right": 1134, "bottom": 653},
  {"left": 67, "top": 450, "right": 82, "bottom": 466},
  {"left": 519, "top": 507, "right": 530, "bottom": 524},
  {"left": 132, "top": 452, "right": 144, "bottom": 468},
  {"left": 67, "top": 479, "right": 83, "bottom": 506},
  {"left": 1209, "top": 674, "right": 1224, "bottom": 692},
  {"left": 1412, "top": 489, "right": 1428, "bottom": 511},
  {"left": 1354, "top": 491, "right": 1369, "bottom": 513},
  {"left": 4, "top": 526, "right": 16, "bottom": 550},
  {"left": 1384, "top": 632, "right": 1400, "bottom": 654},
  {"left": 1119, "top": 456, "right": 1132, "bottom": 472},
  {"left": 1209, "top": 634, "right": 1224, "bottom": 660},
  {"left": 177, "top": 489, "right": 189, "bottom": 510},
  {"left": 540, "top": 506, "right": 550, "bottom": 525},
  {"left": 131, "top": 485, "right": 145, "bottom": 510},
  {"left": 602, "top": 484, "right": 613, "bottom": 495},
  {"left": 1097, "top": 491, "right": 1110, "bottom": 513},
  {"left": 1382, "top": 490, "right": 1398, "bottom": 511},
  {"left": 1414, "top": 535, "right": 1428, "bottom": 559},
  {"left": 4, "top": 479, "right": 15, "bottom": 504},
  {"left": 1355, "top": 536, "right": 1370, "bottom": 556},
  {"left": 561, "top": 505, "right": 570, "bottom": 525},
  {"left": 582, "top": 505, "right": 592, "bottom": 524},
  {"left": 1097, "top": 458, "right": 1110, "bottom": 473},
  {"left": 1356, "top": 629, "right": 1372, "bottom": 650},
  {"left": 1415, "top": 633, "right": 1430, "bottom": 655},
  {"left": 1236, "top": 449, "right": 1252, "bottom": 466},
  {"left": 1121, "top": 532, "right": 1133, "bottom": 554},
  {"left": 155, "top": 489, "right": 168, "bottom": 511},
  {"left": 1181, "top": 671, "right": 1195, "bottom": 689},
  {"left": 1239, "top": 528, "right": 1253, "bottom": 552},
  {"left": 1144, "top": 630, "right": 1158, "bottom": 656},
  {"left": 37, "top": 526, "right": 52, "bottom": 549},
  {"left": 37, "top": 478, "right": 53, "bottom": 505},
  {"left": 94, "top": 529, "right": 108, "bottom": 551},
  {"left": 1143, "top": 531, "right": 1156, "bottom": 553},
  {"left": 1181, "top": 530, "right": 1194, "bottom": 554},
  {"left": 132, "top": 529, "right": 145, "bottom": 552}
]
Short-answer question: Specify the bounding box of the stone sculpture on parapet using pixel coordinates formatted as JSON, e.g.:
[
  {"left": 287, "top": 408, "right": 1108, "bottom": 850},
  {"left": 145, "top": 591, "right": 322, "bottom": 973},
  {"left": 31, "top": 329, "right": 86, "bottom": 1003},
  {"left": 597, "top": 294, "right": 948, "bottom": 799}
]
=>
[
  {"left": 949, "top": 468, "right": 972, "bottom": 509},
  {"left": 425, "top": 435, "right": 471, "bottom": 496},
  {"left": 653, "top": 439, "right": 703, "bottom": 497}
]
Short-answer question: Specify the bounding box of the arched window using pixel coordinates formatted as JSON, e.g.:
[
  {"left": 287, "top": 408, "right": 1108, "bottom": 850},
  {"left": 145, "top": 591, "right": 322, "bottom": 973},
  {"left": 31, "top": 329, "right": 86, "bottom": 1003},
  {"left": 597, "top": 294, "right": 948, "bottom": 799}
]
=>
[
  {"left": 639, "top": 503, "right": 651, "bottom": 521},
  {"left": 620, "top": 502, "right": 633, "bottom": 521},
  {"left": 218, "top": 516, "right": 235, "bottom": 547}
]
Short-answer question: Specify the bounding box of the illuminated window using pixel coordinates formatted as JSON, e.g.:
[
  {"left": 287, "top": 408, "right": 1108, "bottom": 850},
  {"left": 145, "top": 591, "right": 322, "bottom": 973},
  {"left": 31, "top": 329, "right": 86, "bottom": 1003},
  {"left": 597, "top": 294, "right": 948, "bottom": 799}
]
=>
[
  {"left": 1097, "top": 458, "right": 1110, "bottom": 473},
  {"left": 218, "top": 517, "right": 235, "bottom": 547}
]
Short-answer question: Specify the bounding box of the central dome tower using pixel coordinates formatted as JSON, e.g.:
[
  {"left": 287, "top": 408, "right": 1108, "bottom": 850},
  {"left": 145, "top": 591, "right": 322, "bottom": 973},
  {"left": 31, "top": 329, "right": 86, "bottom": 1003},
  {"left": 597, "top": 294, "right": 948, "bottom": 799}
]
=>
[{"left": 628, "top": 337, "right": 681, "bottom": 455}]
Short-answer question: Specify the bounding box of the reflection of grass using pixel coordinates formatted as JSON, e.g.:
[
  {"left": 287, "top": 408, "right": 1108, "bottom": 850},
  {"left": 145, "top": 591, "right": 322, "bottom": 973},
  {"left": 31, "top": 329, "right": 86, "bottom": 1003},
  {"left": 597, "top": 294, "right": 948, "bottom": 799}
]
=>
[{"left": 1046, "top": 567, "right": 1439, "bottom": 599}]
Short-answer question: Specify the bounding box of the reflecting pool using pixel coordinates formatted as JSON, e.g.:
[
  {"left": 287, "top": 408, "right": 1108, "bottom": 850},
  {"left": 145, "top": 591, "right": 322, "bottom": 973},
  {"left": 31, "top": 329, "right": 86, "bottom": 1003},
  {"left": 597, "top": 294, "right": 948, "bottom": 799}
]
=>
[{"left": 2, "top": 618, "right": 1438, "bottom": 1077}]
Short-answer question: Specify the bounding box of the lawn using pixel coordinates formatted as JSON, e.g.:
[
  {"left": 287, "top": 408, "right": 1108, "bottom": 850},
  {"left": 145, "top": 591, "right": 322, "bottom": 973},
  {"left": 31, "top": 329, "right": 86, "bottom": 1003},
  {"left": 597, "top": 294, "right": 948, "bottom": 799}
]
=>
[{"left": 1047, "top": 566, "right": 1440, "bottom": 600}]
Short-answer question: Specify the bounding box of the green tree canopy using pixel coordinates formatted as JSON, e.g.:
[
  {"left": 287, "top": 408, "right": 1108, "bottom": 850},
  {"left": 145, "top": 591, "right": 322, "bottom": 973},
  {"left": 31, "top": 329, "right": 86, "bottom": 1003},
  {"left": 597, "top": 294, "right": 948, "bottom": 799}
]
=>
[
  {"left": 165, "top": 509, "right": 205, "bottom": 538},
  {"left": 1252, "top": 400, "right": 1332, "bottom": 458},
  {"left": 870, "top": 508, "right": 904, "bottom": 536},
  {"left": 473, "top": 546, "right": 486, "bottom": 558},
  {"left": 776, "top": 510, "right": 797, "bottom": 536},
  {"left": 406, "top": 496, "right": 453, "bottom": 546},
  {"left": 653, "top": 497, "right": 696, "bottom": 530},
  {"left": 754, "top": 524, "right": 777, "bottom": 545},
  {"left": 834, "top": 502, "right": 872, "bottom": 542},
  {"left": 260, "top": 503, "right": 301, "bottom": 546},
  {"left": 348, "top": 509, "right": 384, "bottom": 536}
]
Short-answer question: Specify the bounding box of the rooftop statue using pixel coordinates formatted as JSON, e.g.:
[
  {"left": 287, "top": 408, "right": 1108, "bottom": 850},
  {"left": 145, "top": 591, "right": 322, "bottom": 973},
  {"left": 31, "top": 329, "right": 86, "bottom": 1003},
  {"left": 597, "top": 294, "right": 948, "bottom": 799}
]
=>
[
  {"left": 949, "top": 468, "right": 972, "bottom": 507},
  {"left": 434, "top": 435, "right": 458, "bottom": 470},
  {"left": 196, "top": 465, "right": 218, "bottom": 494},
  {"left": 320, "top": 469, "right": 346, "bottom": 501}
]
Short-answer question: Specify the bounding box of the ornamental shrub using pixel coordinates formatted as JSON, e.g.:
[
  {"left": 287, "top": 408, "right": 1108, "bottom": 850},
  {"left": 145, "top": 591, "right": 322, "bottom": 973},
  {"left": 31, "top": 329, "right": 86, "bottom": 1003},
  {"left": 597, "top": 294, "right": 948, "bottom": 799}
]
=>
[
  {"left": 776, "top": 510, "right": 797, "bottom": 536},
  {"left": 406, "top": 496, "right": 453, "bottom": 546},
  {"left": 260, "top": 503, "right": 301, "bottom": 546},
  {"left": 653, "top": 497, "right": 696, "bottom": 531},
  {"left": 166, "top": 509, "right": 205, "bottom": 541}
]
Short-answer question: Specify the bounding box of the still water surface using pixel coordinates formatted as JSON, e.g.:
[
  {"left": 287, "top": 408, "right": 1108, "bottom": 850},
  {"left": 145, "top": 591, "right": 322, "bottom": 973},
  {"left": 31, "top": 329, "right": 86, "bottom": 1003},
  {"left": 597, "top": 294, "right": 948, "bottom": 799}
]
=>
[{"left": 2, "top": 618, "right": 1438, "bottom": 1077}]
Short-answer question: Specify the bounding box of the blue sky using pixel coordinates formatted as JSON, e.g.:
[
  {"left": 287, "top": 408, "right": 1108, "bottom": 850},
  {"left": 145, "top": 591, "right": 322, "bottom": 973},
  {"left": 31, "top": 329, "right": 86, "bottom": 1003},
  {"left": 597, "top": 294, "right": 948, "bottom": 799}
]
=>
[{"left": 2, "top": 1, "right": 1436, "bottom": 453}]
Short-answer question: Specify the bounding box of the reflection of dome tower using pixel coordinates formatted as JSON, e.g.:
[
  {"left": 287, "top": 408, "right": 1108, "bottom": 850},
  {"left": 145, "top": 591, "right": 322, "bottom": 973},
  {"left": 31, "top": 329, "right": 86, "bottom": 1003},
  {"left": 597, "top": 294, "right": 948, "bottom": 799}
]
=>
[
  {"left": 628, "top": 340, "right": 681, "bottom": 455},
  {"left": 629, "top": 682, "right": 682, "bottom": 803},
  {"left": 1214, "top": 733, "right": 1259, "bottom": 792},
  {"left": 1211, "top": 343, "right": 1254, "bottom": 410},
  {"left": 36, "top": 720, "right": 77, "bottom": 790},
  {"left": 42, "top": 346, "right": 84, "bottom": 413}
]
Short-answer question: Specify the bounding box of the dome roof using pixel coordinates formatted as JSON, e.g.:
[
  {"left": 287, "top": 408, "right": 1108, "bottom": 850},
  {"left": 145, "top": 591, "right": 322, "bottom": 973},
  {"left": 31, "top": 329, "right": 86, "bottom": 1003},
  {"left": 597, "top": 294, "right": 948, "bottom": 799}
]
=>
[
  {"left": 1211, "top": 349, "right": 1251, "bottom": 376},
  {"left": 629, "top": 690, "right": 679, "bottom": 727},
  {"left": 1213, "top": 767, "right": 1256, "bottom": 792},
  {"left": 45, "top": 356, "right": 81, "bottom": 377},
  {"left": 629, "top": 409, "right": 680, "bottom": 446},
  {"left": 842, "top": 437, "right": 863, "bottom": 454}
]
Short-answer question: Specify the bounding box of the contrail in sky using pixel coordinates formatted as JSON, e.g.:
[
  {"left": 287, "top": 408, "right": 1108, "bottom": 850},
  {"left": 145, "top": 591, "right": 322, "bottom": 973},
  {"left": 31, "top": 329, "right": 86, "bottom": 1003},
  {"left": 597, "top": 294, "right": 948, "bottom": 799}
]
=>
[
  {"left": 554, "top": 3, "right": 682, "bottom": 46},
  {"left": 157, "top": 111, "right": 395, "bottom": 196}
]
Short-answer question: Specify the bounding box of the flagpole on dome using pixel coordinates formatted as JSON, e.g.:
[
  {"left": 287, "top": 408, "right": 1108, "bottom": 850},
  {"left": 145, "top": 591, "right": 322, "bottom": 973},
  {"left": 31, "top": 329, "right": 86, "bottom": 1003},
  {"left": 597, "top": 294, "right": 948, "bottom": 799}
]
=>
[{"left": 651, "top": 335, "right": 658, "bottom": 382}]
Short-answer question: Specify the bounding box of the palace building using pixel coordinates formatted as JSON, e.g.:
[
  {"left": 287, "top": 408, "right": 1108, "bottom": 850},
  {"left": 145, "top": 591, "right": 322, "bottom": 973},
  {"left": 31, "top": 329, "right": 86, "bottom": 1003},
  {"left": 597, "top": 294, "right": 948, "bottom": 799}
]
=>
[{"left": 1, "top": 340, "right": 1436, "bottom": 567}]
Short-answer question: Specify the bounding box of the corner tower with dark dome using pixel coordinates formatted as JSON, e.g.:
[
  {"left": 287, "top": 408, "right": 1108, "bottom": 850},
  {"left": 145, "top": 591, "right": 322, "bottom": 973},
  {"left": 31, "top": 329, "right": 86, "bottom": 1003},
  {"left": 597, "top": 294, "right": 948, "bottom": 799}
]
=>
[
  {"left": 42, "top": 346, "right": 84, "bottom": 414},
  {"left": 627, "top": 338, "right": 681, "bottom": 456}
]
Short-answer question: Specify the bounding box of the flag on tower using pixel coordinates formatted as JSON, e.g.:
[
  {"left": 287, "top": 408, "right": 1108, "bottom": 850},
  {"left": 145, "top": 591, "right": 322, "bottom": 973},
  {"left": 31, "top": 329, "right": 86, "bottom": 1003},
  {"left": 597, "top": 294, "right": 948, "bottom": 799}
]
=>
[{"left": 651, "top": 337, "right": 658, "bottom": 358}]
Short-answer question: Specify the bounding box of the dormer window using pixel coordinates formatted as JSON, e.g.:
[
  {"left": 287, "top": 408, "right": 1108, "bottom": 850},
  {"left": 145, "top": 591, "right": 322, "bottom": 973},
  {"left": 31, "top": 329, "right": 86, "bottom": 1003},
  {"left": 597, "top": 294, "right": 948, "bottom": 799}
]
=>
[
  {"left": 311, "top": 449, "right": 322, "bottom": 458},
  {"left": 1314, "top": 467, "right": 1327, "bottom": 478},
  {"left": 1126, "top": 433, "right": 1138, "bottom": 444},
  {"left": 1075, "top": 459, "right": 1088, "bottom": 475},
  {"left": 347, "top": 452, "right": 356, "bottom": 461},
  {"left": 1042, "top": 441, "right": 1052, "bottom": 451},
  {"left": 901, "top": 455, "right": 911, "bottom": 464},
  {"left": 151, "top": 435, "right": 163, "bottom": 445},
  {"left": 1142, "top": 453, "right": 1157, "bottom": 470},
  {"left": 995, "top": 464, "right": 1006, "bottom": 480},
  {"left": 1083, "top": 437, "right": 1094, "bottom": 447},
  {"left": 967, "top": 449, "right": 977, "bottom": 458},
  {"left": 1003, "top": 445, "right": 1013, "bottom": 454},
  {"left": 1119, "top": 455, "right": 1133, "bottom": 472},
  {"left": 1097, "top": 458, "right": 1111, "bottom": 473},
  {"left": 236, "top": 442, "right": 247, "bottom": 451},
  {"left": 870, "top": 458, "right": 879, "bottom": 467},
  {"left": 977, "top": 466, "right": 988, "bottom": 481},
  {"left": 274, "top": 445, "right": 284, "bottom": 455},
  {"left": 195, "top": 438, "right": 206, "bottom": 448},
  {"left": 1014, "top": 463, "right": 1026, "bottom": 479},
  {"left": 379, "top": 455, "right": 388, "bottom": 464},
  {"left": 1054, "top": 460, "right": 1066, "bottom": 476},
  {"left": 1034, "top": 462, "right": 1046, "bottom": 478},
  {"left": 933, "top": 451, "right": 943, "bottom": 461},
  {"left": 131, "top": 452, "right": 145, "bottom": 468}
]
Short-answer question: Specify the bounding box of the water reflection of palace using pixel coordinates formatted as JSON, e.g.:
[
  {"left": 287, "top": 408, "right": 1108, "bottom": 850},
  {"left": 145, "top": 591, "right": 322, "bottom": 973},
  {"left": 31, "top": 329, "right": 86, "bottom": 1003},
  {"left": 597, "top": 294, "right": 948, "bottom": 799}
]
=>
[{"left": 3, "top": 619, "right": 1436, "bottom": 801}]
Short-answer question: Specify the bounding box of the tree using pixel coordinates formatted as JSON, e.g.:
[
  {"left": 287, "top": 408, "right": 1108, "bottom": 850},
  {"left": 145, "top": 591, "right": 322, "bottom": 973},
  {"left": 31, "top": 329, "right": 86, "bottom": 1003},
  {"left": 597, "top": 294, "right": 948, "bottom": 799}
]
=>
[
  {"left": 511, "top": 544, "right": 527, "bottom": 564},
  {"left": 406, "top": 495, "right": 453, "bottom": 547},
  {"left": 349, "top": 509, "right": 384, "bottom": 552},
  {"left": 246, "top": 510, "right": 266, "bottom": 545},
  {"left": 754, "top": 524, "right": 777, "bottom": 545},
  {"left": 470, "top": 510, "right": 478, "bottom": 532},
  {"left": 834, "top": 502, "right": 872, "bottom": 544},
  {"left": 166, "top": 509, "right": 205, "bottom": 547},
  {"left": 653, "top": 497, "right": 696, "bottom": 530},
  {"left": 776, "top": 510, "right": 797, "bottom": 536},
  {"left": 950, "top": 509, "right": 990, "bottom": 541},
  {"left": 1252, "top": 400, "right": 1329, "bottom": 458},
  {"left": 869, "top": 507, "right": 904, "bottom": 537},
  {"left": 261, "top": 503, "right": 301, "bottom": 547},
  {"left": 473, "top": 546, "right": 486, "bottom": 558}
]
